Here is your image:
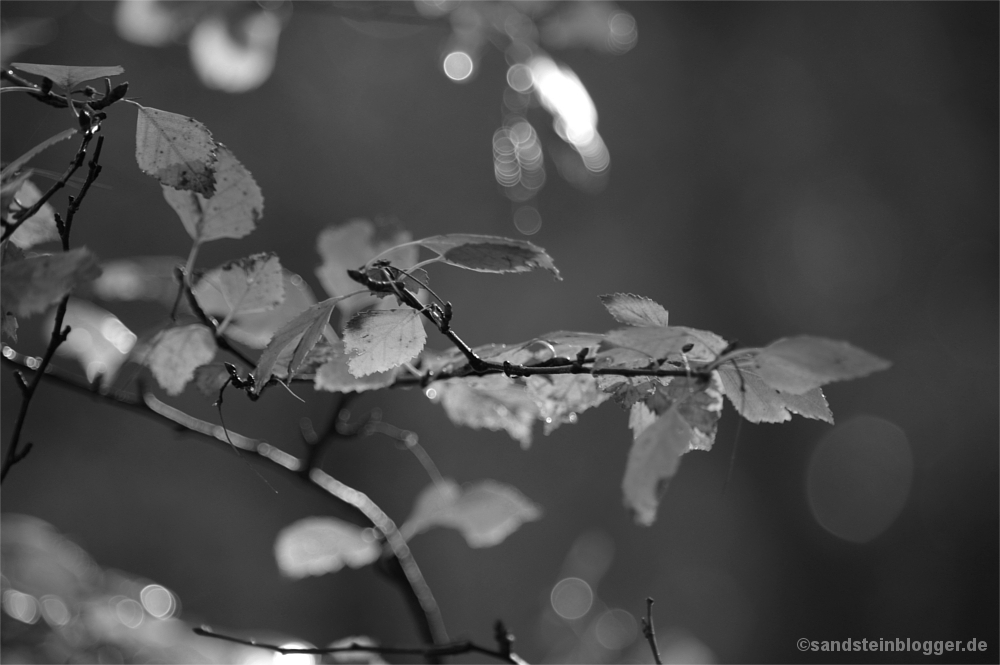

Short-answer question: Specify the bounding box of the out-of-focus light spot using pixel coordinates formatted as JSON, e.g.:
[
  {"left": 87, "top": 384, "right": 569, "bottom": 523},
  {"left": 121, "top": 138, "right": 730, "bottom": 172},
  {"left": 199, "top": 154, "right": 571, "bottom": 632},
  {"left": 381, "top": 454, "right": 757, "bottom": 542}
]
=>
[
  {"left": 273, "top": 643, "right": 317, "bottom": 665},
  {"left": 414, "top": 0, "right": 454, "bottom": 18},
  {"left": 140, "top": 584, "right": 175, "bottom": 619},
  {"left": 53, "top": 302, "right": 136, "bottom": 385},
  {"left": 25, "top": 356, "right": 40, "bottom": 369},
  {"left": 425, "top": 387, "right": 438, "bottom": 400},
  {"left": 529, "top": 56, "right": 597, "bottom": 146},
  {"left": 807, "top": 416, "right": 913, "bottom": 543},
  {"left": 101, "top": 318, "right": 137, "bottom": 354},
  {"left": 513, "top": 206, "right": 542, "bottom": 235},
  {"left": 3, "top": 589, "right": 39, "bottom": 623},
  {"left": 658, "top": 628, "right": 715, "bottom": 664},
  {"left": 115, "top": 597, "right": 144, "bottom": 628},
  {"left": 114, "top": 0, "right": 183, "bottom": 47},
  {"left": 40, "top": 595, "right": 70, "bottom": 626},
  {"left": 608, "top": 12, "right": 638, "bottom": 54},
  {"left": 550, "top": 577, "right": 593, "bottom": 620},
  {"left": 506, "top": 64, "right": 533, "bottom": 92},
  {"left": 442, "top": 51, "right": 474, "bottom": 81},
  {"left": 2, "top": 346, "right": 14, "bottom": 359},
  {"left": 290, "top": 274, "right": 303, "bottom": 287},
  {"left": 565, "top": 529, "right": 615, "bottom": 583},
  {"left": 595, "top": 608, "right": 638, "bottom": 650},
  {"left": 189, "top": 11, "right": 281, "bottom": 93}
]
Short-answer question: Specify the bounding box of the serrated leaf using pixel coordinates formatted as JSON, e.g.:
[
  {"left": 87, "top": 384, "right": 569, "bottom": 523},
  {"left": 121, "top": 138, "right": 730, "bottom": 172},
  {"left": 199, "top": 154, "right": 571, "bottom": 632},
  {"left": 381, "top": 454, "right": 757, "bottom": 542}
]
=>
[
  {"left": 50, "top": 299, "right": 136, "bottom": 385},
  {"left": 146, "top": 324, "right": 217, "bottom": 396},
  {"left": 316, "top": 218, "right": 417, "bottom": 316},
  {"left": 525, "top": 374, "right": 611, "bottom": 434},
  {"left": 161, "top": 145, "right": 261, "bottom": 241},
  {"left": 747, "top": 336, "right": 891, "bottom": 395},
  {"left": 1, "top": 128, "right": 77, "bottom": 182},
  {"left": 88, "top": 255, "right": 183, "bottom": 306},
  {"left": 6, "top": 179, "right": 59, "bottom": 248},
  {"left": 717, "top": 361, "right": 832, "bottom": 424},
  {"left": 253, "top": 297, "right": 338, "bottom": 393},
  {"left": 192, "top": 253, "right": 284, "bottom": 326},
  {"left": 622, "top": 375, "right": 723, "bottom": 526},
  {"left": 220, "top": 270, "right": 318, "bottom": 349},
  {"left": 428, "top": 375, "right": 538, "bottom": 447},
  {"left": 315, "top": 342, "right": 398, "bottom": 393},
  {"left": 274, "top": 517, "right": 380, "bottom": 579},
  {"left": 400, "top": 479, "right": 541, "bottom": 547},
  {"left": 416, "top": 234, "right": 561, "bottom": 279},
  {"left": 599, "top": 293, "right": 669, "bottom": 327},
  {"left": 597, "top": 374, "right": 669, "bottom": 410},
  {"left": 12, "top": 63, "right": 124, "bottom": 89},
  {"left": 344, "top": 308, "right": 426, "bottom": 377},
  {"left": 601, "top": 325, "right": 728, "bottom": 364},
  {"left": 0, "top": 247, "right": 100, "bottom": 317},
  {"left": 135, "top": 104, "right": 217, "bottom": 195}
]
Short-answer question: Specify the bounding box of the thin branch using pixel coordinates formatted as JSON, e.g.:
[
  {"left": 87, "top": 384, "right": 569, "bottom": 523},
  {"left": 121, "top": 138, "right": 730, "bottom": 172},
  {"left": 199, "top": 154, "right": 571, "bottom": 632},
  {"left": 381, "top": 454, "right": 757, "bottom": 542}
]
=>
[
  {"left": 0, "top": 350, "right": 448, "bottom": 647},
  {"left": 640, "top": 597, "right": 663, "bottom": 665},
  {"left": 192, "top": 625, "right": 522, "bottom": 663}
]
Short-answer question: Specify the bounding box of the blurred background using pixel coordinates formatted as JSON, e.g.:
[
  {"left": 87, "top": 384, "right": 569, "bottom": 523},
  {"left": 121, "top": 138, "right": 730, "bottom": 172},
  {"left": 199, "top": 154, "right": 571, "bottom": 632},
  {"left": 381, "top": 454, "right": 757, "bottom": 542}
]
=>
[{"left": 1, "top": 1, "right": 997, "bottom": 663}]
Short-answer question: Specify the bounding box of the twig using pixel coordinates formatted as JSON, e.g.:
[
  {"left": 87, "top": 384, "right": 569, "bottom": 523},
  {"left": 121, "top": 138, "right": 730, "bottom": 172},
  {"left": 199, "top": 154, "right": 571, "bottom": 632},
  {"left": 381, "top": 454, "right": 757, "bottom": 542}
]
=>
[
  {"left": 0, "top": 350, "right": 448, "bottom": 648},
  {"left": 640, "top": 597, "right": 662, "bottom": 665},
  {"left": 192, "top": 624, "right": 523, "bottom": 663}
]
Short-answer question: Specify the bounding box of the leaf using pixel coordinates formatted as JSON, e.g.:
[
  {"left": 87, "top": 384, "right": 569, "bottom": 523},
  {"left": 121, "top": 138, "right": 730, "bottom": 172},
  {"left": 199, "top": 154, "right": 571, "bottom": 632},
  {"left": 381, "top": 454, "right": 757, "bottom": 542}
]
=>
[
  {"left": 161, "top": 145, "right": 262, "bottom": 240},
  {"left": 716, "top": 361, "right": 832, "bottom": 424},
  {"left": 597, "top": 374, "right": 668, "bottom": 410},
  {"left": 415, "top": 234, "right": 561, "bottom": 279},
  {"left": 88, "top": 255, "right": 183, "bottom": 306},
  {"left": 343, "top": 308, "right": 426, "bottom": 377},
  {"left": 0, "top": 247, "right": 100, "bottom": 317},
  {"left": 622, "top": 375, "right": 723, "bottom": 526},
  {"left": 1, "top": 128, "right": 77, "bottom": 181},
  {"left": 219, "top": 270, "right": 319, "bottom": 350},
  {"left": 11, "top": 63, "right": 124, "bottom": 89},
  {"left": 6, "top": 179, "right": 59, "bottom": 248},
  {"left": 525, "top": 374, "right": 611, "bottom": 434},
  {"left": 253, "top": 297, "right": 338, "bottom": 392},
  {"left": 400, "top": 479, "right": 541, "bottom": 548},
  {"left": 599, "top": 293, "right": 669, "bottom": 327},
  {"left": 146, "top": 324, "right": 217, "bottom": 396},
  {"left": 326, "top": 636, "right": 387, "bottom": 665},
  {"left": 428, "top": 375, "right": 538, "bottom": 448},
  {"left": 51, "top": 299, "right": 136, "bottom": 385},
  {"left": 192, "top": 253, "right": 284, "bottom": 326},
  {"left": 193, "top": 363, "right": 232, "bottom": 397},
  {"left": 315, "top": 342, "right": 398, "bottom": 393},
  {"left": 601, "top": 325, "right": 728, "bottom": 364},
  {"left": 274, "top": 517, "right": 380, "bottom": 579},
  {"left": 135, "top": 104, "right": 217, "bottom": 195},
  {"left": 743, "top": 336, "right": 891, "bottom": 395},
  {"left": 316, "top": 218, "right": 417, "bottom": 316}
]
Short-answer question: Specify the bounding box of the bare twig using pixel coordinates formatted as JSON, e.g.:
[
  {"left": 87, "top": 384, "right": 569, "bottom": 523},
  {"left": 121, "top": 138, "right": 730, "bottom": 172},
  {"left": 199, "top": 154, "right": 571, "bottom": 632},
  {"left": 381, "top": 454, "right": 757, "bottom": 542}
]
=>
[
  {"left": 192, "top": 624, "right": 523, "bottom": 663},
  {"left": 640, "top": 597, "right": 663, "bottom": 665}
]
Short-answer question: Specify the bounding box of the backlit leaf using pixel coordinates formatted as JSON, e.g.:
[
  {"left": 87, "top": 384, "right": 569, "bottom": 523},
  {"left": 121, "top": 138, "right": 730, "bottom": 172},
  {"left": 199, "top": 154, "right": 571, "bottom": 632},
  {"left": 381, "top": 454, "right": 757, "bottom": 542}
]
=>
[
  {"left": 254, "top": 297, "right": 338, "bottom": 392},
  {"left": 219, "top": 270, "right": 318, "bottom": 349},
  {"left": 746, "top": 336, "right": 891, "bottom": 395},
  {"left": 344, "top": 308, "right": 426, "bottom": 377},
  {"left": 1, "top": 128, "right": 77, "bottom": 181},
  {"left": 599, "top": 293, "right": 669, "bottom": 327},
  {"left": 50, "top": 299, "right": 136, "bottom": 386},
  {"left": 315, "top": 342, "right": 398, "bottom": 393},
  {"left": 622, "top": 374, "right": 723, "bottom": 526},
  {"left": 274, "top": 517, "right": 380, "bottom": 579},
  {"left": 525, "top": 374, "right": 610, "bottom": 434},
  {"left": 601, "top": 325, "right": 728, "bottom": 364},
  {"left": 316, "top": 218, "right": 417, "bottom": 316},
  {"left": 428, "top": 375, "right": 538, "bottom": 448},
  {"left": 400, "top": 479, "right": 541, "bottom": 548},
  {"left": 146, "top": 324, "right": 217, "bottom": 396},
  {"left": 415, "top": 234, "right": 561, "bottom": 279},
  {"left": 161, "top": 145, "right": 262, "bottom": 241},
  {"left": 135, "top": 104, "right": 217, "bottom": 195},
  {"left": 6, "top": 179, "right": 59, "bottom": 248},
  {"left": 193, "top": 362, "right": 232, "bottom": 396},
  {"left": 717, "top": 361, "right": 832, "bottom": 424},
  {"left": 192, "top": 253, "right": 284, "bottom": 326},
  {"left": 0, "top": 247, "right": 100, "bottom": 317},
  {"left": 12, "top": 63, "right": 124, "bottom": 89}
]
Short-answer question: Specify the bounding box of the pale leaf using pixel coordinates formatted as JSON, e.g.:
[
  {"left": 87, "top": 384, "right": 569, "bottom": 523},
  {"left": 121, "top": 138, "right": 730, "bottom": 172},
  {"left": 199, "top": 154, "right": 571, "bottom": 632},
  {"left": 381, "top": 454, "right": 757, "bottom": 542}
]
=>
[
  {"left": 254, "top": 297, "right": 338, "bottom": 392},
  {"left": 12, "top": 63, "right": 124, "bottom": 89},
  {"left": 601, "top": 325, "right": 727, "bottom": 364},
  {"left": 717, "top": 361, "right": 832, "bottom": 424},
  {"left": 192, "top": 252, "right": 284, "bottom": 323},
  {"left": 315, "top": 342, "right": 398, "bottom": 393},
  {"left": 220, "top": 270, "right": 318, "bottom": 349},
  {"left": 428, "top": 375, "right": 538, "bottom": 447},
  {"left": 400, "top": 479, "right": 541, "bottom": 548},
  {"left": 748, "top": 336, "right": 890, "bottom": 395},
  {"left": 525, "top": 373, "right": 611, "bottom": 434},
  {"left": 193, "top": 363, "right": 232, "bottom": 396},
  {"left": 146, "top": 324, "right": 217, "bottom": 396},
  {"left": 599, "top": 293, "right": 669, "bottom": 327},
  {"left": 135, "top": 104, "right": 217, "bottom": 195},
  {"left": 344, "top": 308, "right": 426, "bottom": 377},
  {"left": 161, "top": 145, "right": 262, "bottom": 241},
  {"left": 274, "top": 517, "right": 380, "bottom": 579},
  {"left": 0, "top": 247, "right": 100, "bottom": 317},
  {"left": 316, "top": 218, "right": 416, "bottom": 316},
  {"left": 51, "top": 299, "right": 136, "bottom": 386},
  {"left": 416, "top": 234, "right": 561, "bottom": 279},
  {"left": 7, "top": 179, "right": 59, "bottom": 248}
]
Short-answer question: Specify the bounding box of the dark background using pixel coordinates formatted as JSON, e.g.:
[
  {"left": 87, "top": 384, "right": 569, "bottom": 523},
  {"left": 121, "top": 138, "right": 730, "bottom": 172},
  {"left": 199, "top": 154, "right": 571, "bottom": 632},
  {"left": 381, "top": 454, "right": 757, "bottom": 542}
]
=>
[{"left": 2, "top": 2, "right": 997, "bottom": 663}]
